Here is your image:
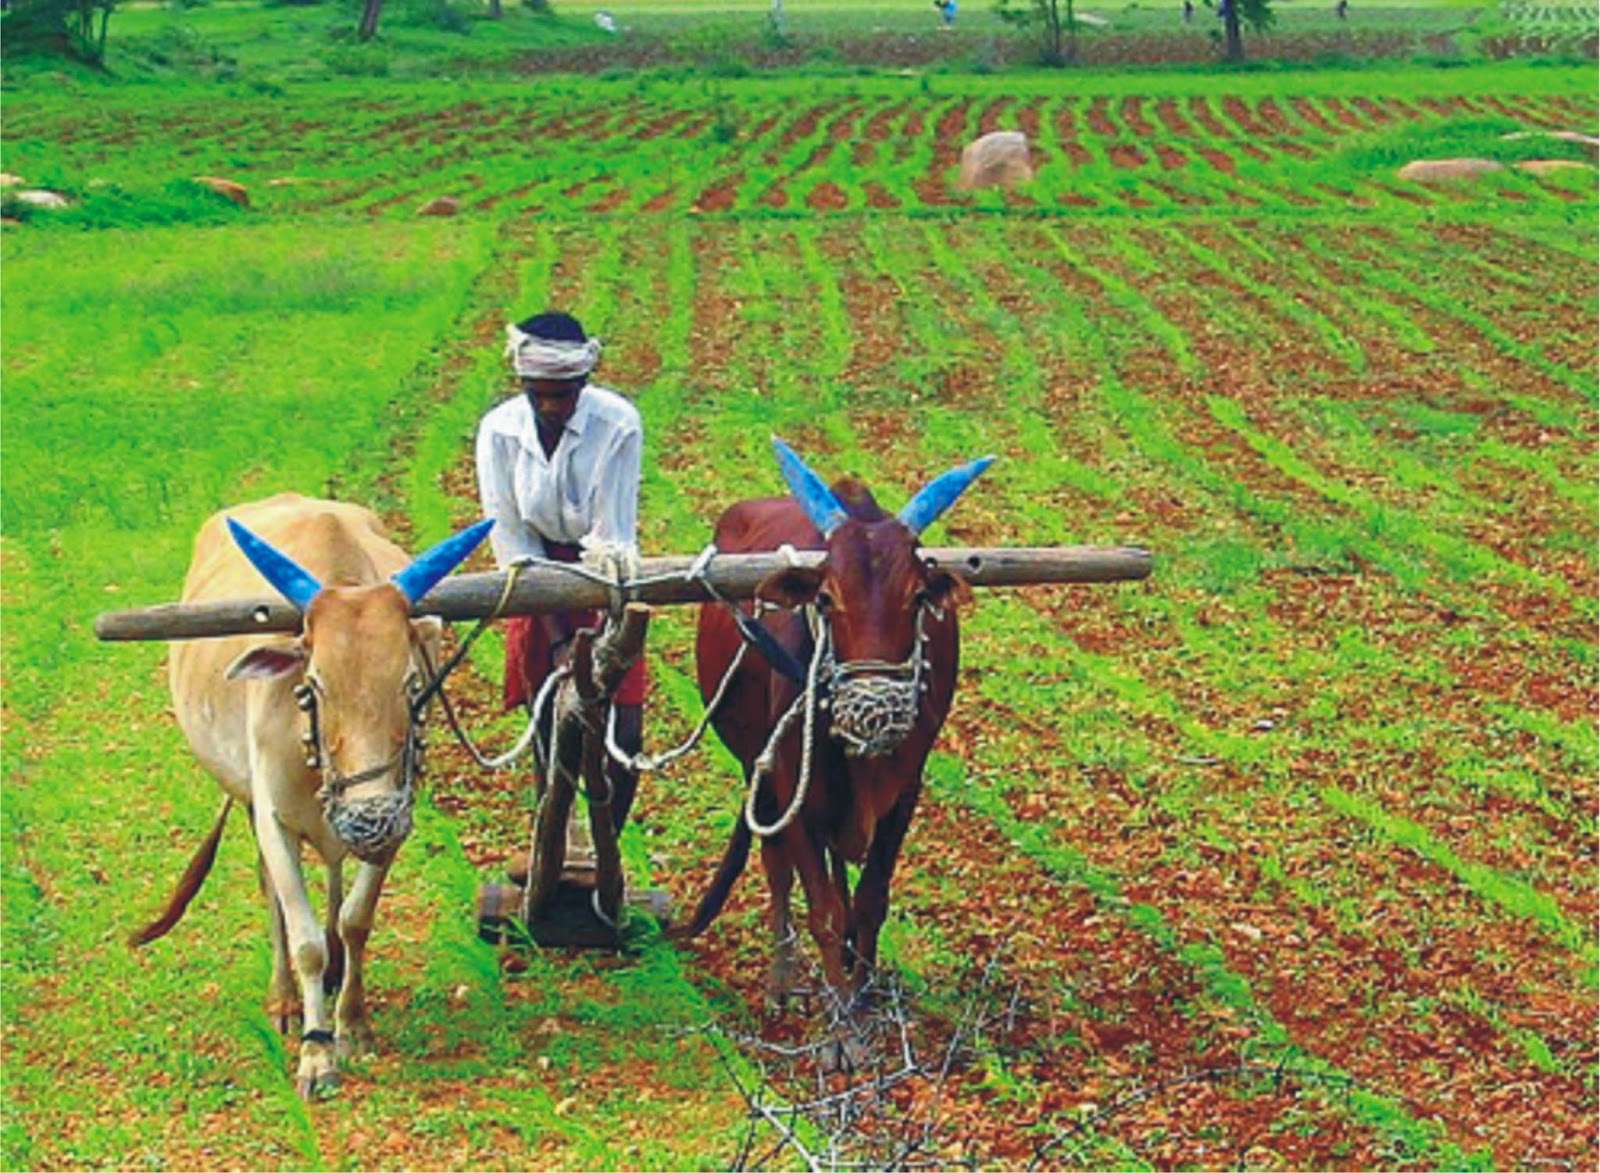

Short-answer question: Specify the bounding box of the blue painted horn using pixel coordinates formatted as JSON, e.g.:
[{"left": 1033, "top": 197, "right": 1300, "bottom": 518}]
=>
[
  {"left": 772, "top": 437, "right": 848, "bottom": 537},
  {"left": 391, "top": 518, "right": 495, "bottom": 606},
  {"left": 228, "top": 516, "right": 494, "bottom": 613},
  {"left": 227, "top": 518, "right": 322, "bottom": 612},
  {"left": 896, "top": 455, "right": 996, "bottom": 536}
]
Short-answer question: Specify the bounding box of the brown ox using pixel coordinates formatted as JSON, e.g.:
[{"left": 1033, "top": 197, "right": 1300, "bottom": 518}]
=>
[
  {"left": 675, "top": 440, "right": 992, "bottom": 1030},
  {"left": 131, "top": 493, "right": 491, "bottom": 1098}
]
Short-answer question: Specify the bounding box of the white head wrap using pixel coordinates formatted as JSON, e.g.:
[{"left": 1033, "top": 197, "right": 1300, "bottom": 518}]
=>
[{"left": 505, "top": 323, "right": 602, "bottom": 379}]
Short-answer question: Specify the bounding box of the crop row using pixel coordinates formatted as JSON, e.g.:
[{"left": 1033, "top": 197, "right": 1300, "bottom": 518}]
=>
[{"left": 5, "top": 83, "right": 1593, "bottom": 224}]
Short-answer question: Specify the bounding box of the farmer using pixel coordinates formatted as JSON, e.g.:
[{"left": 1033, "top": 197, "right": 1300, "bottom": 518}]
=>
[{"left": 474, "top": 310, "right": 646, "bottom": 833}]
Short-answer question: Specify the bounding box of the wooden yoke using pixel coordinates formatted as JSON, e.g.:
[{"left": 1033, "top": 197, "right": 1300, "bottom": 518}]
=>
[
  {"left": 94, "top": 546, "right": 1154, "bottom": 642},
  {"left": 522, "top": 604, "right": 650, "bottom": 935}
]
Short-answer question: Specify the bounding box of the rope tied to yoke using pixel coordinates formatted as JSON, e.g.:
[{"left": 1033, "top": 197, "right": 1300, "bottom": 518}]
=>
[
  {"left": 431, "top": 545, "right": 936, "bottom": 829},
  {"left": 742, "top": 606, "right": 831, "bottom": 838},
  {"left": 430, "top": 561, "right": 545, "bottom": 770}
]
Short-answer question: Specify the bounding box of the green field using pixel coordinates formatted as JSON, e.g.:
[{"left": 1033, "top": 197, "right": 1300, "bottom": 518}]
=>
[{"left": 2, "top": 13, "right": 1596, "bottom": 1171}]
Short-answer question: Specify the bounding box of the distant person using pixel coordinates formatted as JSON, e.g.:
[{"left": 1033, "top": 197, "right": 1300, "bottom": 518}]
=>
[
  {"left": 1335, "top": 0, "right": 1348, "bottom": 18},
  {"left": 475, "top": 310, "right": 646, "bottom": 833},
  {"left": 934, "top": 0, "right": 957, "bottom": 28},
  {"left": 594, "top": 10, "right": 618, "bottom": 33},
  {"left": 1183, "top": 0, "right": 1194, "bottom": 21}
]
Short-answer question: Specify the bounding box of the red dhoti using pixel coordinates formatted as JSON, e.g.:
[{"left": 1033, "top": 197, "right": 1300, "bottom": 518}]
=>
[{"left": 501, "top": 542, "right": 648, "bottom": 712}]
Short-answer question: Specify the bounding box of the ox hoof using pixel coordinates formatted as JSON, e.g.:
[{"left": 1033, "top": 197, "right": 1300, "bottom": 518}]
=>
[
  {"left": 295, "top": 1061, "right": 340, "bottom": 1101},
  {"left": 296, "top": 1036, "right": 341, "bottom": 1100},
  {"left": 766, "top": 956, "right": 802, "bottom": 1008},
  {"left": 819, "top": 1031, "right": 871, "bottom": 1076},
  {"left": 337, "top": 1023, "right": 376, "bottom": 1060}
]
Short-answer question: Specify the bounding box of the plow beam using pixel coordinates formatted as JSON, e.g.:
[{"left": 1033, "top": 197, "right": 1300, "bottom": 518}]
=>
[{"left": 94, "top": 545, "right": 1153, "bottom": 642}]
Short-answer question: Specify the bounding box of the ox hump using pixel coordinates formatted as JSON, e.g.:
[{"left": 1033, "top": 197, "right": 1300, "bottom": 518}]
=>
[{"left": 829, "top": 477, "right": 887, "bottom": 522}]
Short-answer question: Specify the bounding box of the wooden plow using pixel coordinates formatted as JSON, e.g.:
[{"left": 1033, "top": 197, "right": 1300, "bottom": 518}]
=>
[{"left": 96, "top": 544, "right": 1152, "bottom": 950}]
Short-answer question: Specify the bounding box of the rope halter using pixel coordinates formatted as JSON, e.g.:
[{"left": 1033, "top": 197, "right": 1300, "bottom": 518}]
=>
[
  {"left": 292, "top": 662, "right": 433, "bottom": 865},
  {"left": 823, "top": 601, "right": 938, "bottom": 758}
]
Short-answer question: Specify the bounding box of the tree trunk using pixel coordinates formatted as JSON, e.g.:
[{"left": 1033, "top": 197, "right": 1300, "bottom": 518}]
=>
[
  {"left": 1045, "top": 0, "right": 1063, "bottom": 64},
  {"left": 358, "top": 0, "right": 383, "bottom": 41},
  {"left": 93, "top": 4, "right": 110, "bottom": 63},
  {"left": 1223, "top": 6, "right": 1244, "bottom": 60},
  {"left": 487, "top": 0, "right": 502, "bottom": 19}
]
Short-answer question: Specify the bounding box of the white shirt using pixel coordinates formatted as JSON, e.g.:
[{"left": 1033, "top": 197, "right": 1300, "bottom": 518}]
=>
[{"left": 474, "top": 384, "right": 642, "bottom": 568}]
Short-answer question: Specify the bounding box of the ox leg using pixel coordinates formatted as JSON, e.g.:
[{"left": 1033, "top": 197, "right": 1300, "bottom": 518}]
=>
[
  {"left": 759, "top": 837, "right": 800, "bottom": 1006},
  {"left": 785, "top": 822, "right": 848, "bottom": 995},
  {"left": 252, "top": 803, "right": 338, "bottom": 1099},
  {"left": 323, "top": 861, "right": 346, "bottom": 997},
  {"left": 848, "top": 781, "right": 922, "bottom": 998},
  {"left": 782, "top": 820, "right": 867, "bottom": 1072},
  {"left": 257, "top": 854, "right": 300, "bottom": 1034},
  {"left": 334, "top": 860, "right": 388, "bottom": 1059}
]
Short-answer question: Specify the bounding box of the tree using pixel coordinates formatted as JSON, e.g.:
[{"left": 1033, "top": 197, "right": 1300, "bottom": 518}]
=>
[
  {"left": 995, "top": 0, "right": 1078, "bottom": 66},
  {"left": 357, "top": 0, "right": 383, "bottom": 40},
  {"left": 3, "top": 0, "right": 117, "bottom": 64},
  {"left": 1217, "top": 0, "right": 1274, "bottom": 62}
]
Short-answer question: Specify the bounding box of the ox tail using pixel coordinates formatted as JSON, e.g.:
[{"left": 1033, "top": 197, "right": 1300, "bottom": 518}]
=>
[
  {"left": 666, "top": 815, "right": 752, "bottom": 941},
  {"left": 129, "top": 796, "right": 235, "bottom": 948}
]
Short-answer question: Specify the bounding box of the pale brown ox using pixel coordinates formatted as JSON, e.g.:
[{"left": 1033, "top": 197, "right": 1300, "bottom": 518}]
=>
[{"left": 132, "top": 493, "right": 490, "bottom": 1098}]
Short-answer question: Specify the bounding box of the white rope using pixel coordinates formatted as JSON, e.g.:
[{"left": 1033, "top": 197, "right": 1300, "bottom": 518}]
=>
[
  {"left": 422, "top": 561, "right": 543, "bottom": 771},
  {"left": 453, "top": 655, "right": 566, "bottom": 773},
  {"left": 605, "top": 638, "right": 750, "bottom": 773},
  {"left": 601, "top": 542, "right": 744, "bottom": 774},
  {"left": 827, "top": 603, "right": 935, "bottom": 758},
  {"left": 743, "top": 610, "right": 829, "bottom": 839},
  {"left": 455, "top": 704, "right": 543, "bottom": 771}
]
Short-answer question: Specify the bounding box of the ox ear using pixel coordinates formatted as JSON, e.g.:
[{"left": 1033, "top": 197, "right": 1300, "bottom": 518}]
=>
[
  {"left": 755, "top": 565, "right": 825, "bottom": 610},
  {"left": 228, "top": 518, "right": 322, "bottom": 612},
  {"left": 922, "top": 566, "right": 974, "bottom": 612},
  {"left": 772, "top": 437, "right": 848, "bottom": 538},
  {"left": 897, "top": 455, "right": 996, "bottom": 537},
  {"left": 225, "top": 642, "right": 307, "bottom": 682},
  {"left": 409, "top": 615, "right": 444, "bottom": 657},
  {"left": 391, "top": 518, "right": 494, "bottom": 607}
]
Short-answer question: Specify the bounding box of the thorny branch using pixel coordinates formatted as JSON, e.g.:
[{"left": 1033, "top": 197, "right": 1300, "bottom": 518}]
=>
[
  {"left": 686, "top": 942, "right": 1389, "bottom": 1172},
  {"left": 687, "top": 947, "right": 1023, "bottom": 1172}
]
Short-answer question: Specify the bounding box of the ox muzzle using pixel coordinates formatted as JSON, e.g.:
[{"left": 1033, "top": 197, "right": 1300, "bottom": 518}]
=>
[
  {"left": 822, "top": 603, "right": 937, "bottom": 759},
  {"left": 295, "top": 679, "right": 424, "bottom": 866},
  {"left": 325, "top": 790, "right": 414, "bottom": 865}
]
